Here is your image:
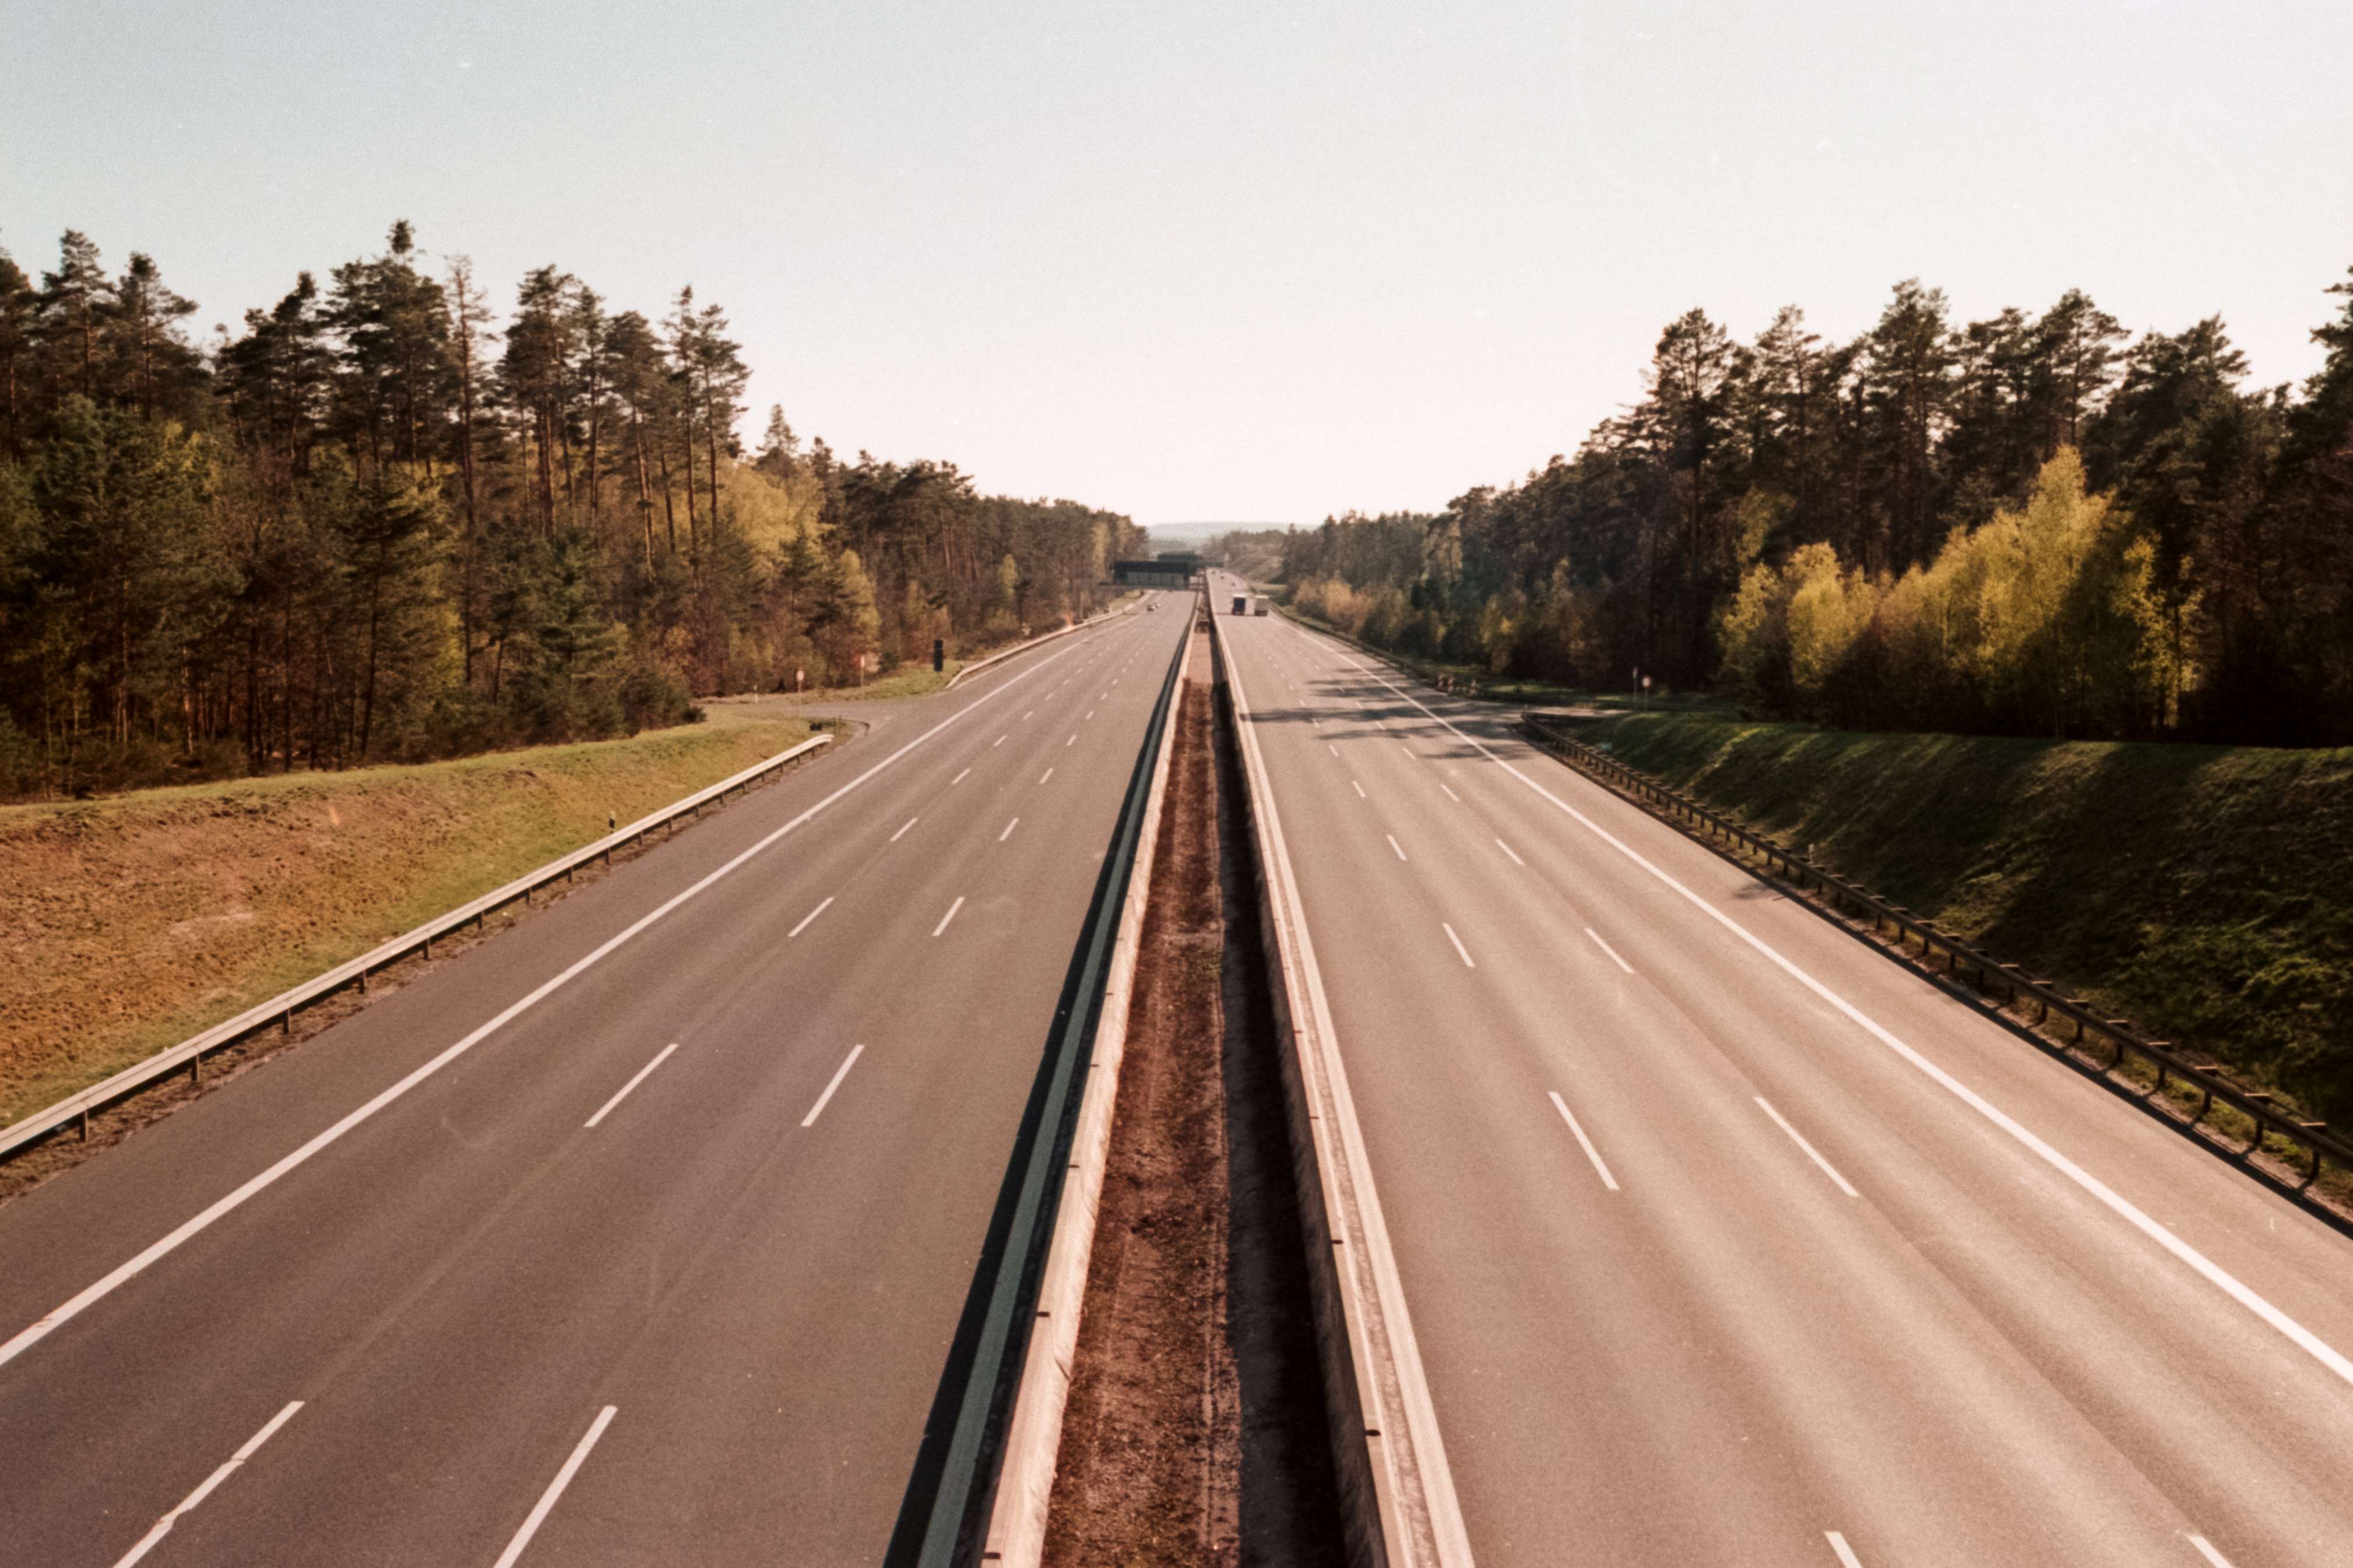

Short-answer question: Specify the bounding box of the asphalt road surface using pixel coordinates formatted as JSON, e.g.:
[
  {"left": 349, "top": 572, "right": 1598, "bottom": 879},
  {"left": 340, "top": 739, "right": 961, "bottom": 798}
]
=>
[
  {"left": 0, "top": 594, "right": 1189, "bottom": 1567},
  {"left": 1209, "top": 571, "right": 2353, "bottom": 1568}
]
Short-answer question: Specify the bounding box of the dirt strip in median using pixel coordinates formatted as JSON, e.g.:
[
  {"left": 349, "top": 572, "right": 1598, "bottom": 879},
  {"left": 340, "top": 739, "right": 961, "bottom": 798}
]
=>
[{"left": 1043, "top": 636, "right": 1342, "bottom": 1567}]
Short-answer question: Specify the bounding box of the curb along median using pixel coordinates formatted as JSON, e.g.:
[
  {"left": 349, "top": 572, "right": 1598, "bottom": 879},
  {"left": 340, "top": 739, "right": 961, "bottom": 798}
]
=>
[
  {"left": 902, "top": 597, "right": 1191, "bottom": 1567},
  {"left": 1208, "top": 597, "right": 1475, "bottom": 1568},
  {"left": 979, "top": 596, "right": 1194, "bottom": 1565},
  {"left": 0, "top": 732, "right": 833, "bottom": 1166}
]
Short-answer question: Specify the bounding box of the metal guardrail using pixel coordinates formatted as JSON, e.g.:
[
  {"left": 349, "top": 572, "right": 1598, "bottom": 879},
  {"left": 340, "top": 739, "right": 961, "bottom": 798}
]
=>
[
  {"left": 1519, "top": 713, "right": 2348, "bottom": 1190},
  {"left": 0, "top": 732, "right": 834, "bottom": 1164}
]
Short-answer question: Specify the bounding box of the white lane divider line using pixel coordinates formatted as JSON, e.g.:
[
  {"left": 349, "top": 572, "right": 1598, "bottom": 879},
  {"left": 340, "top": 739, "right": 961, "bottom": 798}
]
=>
[
  {"left": 491, "top": 1405, "right": 617, "bottom": 1568},
  {"left": 1442, "top": 922, "right": 1477, "bottom": 969},
  {"left": 1397, "top": 741, "right": 1417, "bottom": 760},
  {"left": 584, "top": 1042, "right": 680, "bottom": 1128},
  {"left": 1038, "top": 767, "right": 1054, "bottom": 784},
  {"left": 1495, "top": 837, "right": 1525, "bottom": 866},
  {"left": 1023, "top": 710, "right": 1035, "bottom": 720},
  {"left": 1584, "top": 928, "right": 1636, "bottom": 974},
  {"left": 1387, "top": 834, "right": 1409, "bottom": 862},
  {"left": 2187, "top": 1535, "right": 2236, "bottom": 1567},
  {"left": 1327, "top": 743, "right": 1339, "bottom": 757},
  {"left": 890, "top": 818, "right": 919, "bottom": 843},
  {"left": 1000, "top": 817, "right": 1021, "bottom": 842},
  {"left": 0, "top": 637, "right": 1084, "bottom": 1375},
  {"left": 1757, "top": 1097, "right": 1860, "bottom": 1197},
  {"left": 111, "top": 1401, "right": 304, "bottom": 1568},
  {"left": 1085, "top": 709, "right": 1095, "bottom": 720},
  {"left": 801, "top": 1044, "right": 867, "bottom": 1127},
  {"left": 933, "top": 896, "right": 966, "bottom": 937},
  {"left": 788, "top": 896, "right": 835, "bottom": 938},
  {"left": 1352, "top": 780, "right": 1366, "bottom": 799},
  {"left": 1066, "top": 733, "right": 1078, "bottom": 747},
  {"left": 1548, "top": 1091, "right": 1620, "bottom": 1191},
  {"left": 1347, "top": 646, "right": 2353, "bottom": 1392},
  {"left": 1438, "top": 783, "right": 1461, "bottom": 802},
  {"left": 1824, "top": 1532, "right": 1865, "bottom": 1568},
  {"left": 993, "top": 734, "right": 1008, "bottom": 747},
  {"left": 952, "top": 767, "right": 972, "bottom": 785}
]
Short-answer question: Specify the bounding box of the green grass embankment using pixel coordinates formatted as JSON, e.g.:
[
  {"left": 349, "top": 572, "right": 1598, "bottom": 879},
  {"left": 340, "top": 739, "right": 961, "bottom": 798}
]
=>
[
  {"left": 1581, "top": 713, "right": 2353, "bottom": 1127},
  {"left": 0, "top": 718, "right": 826, "bottom": 1128}
]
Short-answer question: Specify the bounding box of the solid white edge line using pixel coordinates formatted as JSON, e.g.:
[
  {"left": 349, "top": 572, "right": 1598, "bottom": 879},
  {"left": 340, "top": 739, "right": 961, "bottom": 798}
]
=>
[
  {"left": 490, "top": 1405, "right": 617, "bottom": 1568},
  {"left": 1341, "top": 639, "right": 2353, "bottom": 1392},
  {"left": 933, "top": 896, "right": 966, "bottom": 937},
  {"left": 1756, "top": 1096, "right": 1861, "bottom": 1197},
  {"left": 788, "top": 896, "right": 835, "bottom": 938},
  {"left": 1387, "top": 834, "right": 1409, "bottom": 862},
  {"left": 800, "top": 1044, "right": 867, "bottom": 1128},
  {"left": 1442, "top": 922, "right": 1476, "bottom": 969},
  {"left": 1547, "top": 1091, "right": 1620, "bottom": 1192},
  {"left": 1495, "top": 838, "right": 1525, "bottom": 866},
  {"left": 0, "top": 637, "right": 1087, "bottom": 1374},
  {"left": 1000, "top": 818, "right": 1020, "bottom": 842},
  {"left": 1584, "top": 927, "right": 1636, "bottom": 974},
  {"left": 890, "top": 818, "right": 919, "bottom": 842},
  {"left": 111, "top": 1400, "right": 304, "bottom": 1568},
  {"left": 1223, "top": 623, "right": 1474, "bottom": 1567},
  {"left": 583, "top": 1041, "right": 680, "bottom": 1129},
  {"left": 1825, "top": 1530, "right": 1865, "bottom": 1568},
  {"left": 2187, "top": 1535, "right": 2236, "bottom": 1567}
]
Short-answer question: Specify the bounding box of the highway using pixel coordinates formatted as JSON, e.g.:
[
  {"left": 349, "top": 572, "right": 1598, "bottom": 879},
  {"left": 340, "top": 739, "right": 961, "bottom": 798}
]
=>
[
  {"left": 0, "top": 595, "right": 1190, "bottom": 1566},
  {"left": 1209, "top": 572, "right": 2353, "bottom": 1568}
]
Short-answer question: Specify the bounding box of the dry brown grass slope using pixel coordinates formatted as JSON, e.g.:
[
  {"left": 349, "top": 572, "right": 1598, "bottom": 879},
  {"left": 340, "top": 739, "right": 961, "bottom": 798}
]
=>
[{"left": 0, "top": 720, "right": 821, "bottom": 1129}]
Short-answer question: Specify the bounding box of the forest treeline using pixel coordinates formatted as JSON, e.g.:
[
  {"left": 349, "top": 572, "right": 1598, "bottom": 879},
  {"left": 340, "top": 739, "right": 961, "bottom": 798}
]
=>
[
  {"left": 0, "top": 224, "right": 1139, "bottom": 798},
  {"left": 1260, "top": 273, "right": 2353, "bottom": 744}
]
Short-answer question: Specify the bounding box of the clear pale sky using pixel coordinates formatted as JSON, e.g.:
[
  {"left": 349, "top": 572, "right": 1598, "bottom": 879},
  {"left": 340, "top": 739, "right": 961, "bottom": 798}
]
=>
[{"left": 5, "top": 1, "right": 2350, "bottom": 525}]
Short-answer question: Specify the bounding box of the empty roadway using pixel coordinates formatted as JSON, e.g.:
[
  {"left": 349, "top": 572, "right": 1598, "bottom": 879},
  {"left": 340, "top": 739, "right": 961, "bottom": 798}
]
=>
[
  {"left": 1211, "top": 571, "right": 2353, "bottom": 1568},
  {"left": 0, "top": 594, "right": 1188, "bottom": 1566}
]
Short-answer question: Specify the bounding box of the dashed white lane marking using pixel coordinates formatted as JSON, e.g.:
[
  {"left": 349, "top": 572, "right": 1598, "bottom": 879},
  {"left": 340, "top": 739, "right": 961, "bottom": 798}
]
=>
[
  {"left": 1548, "top": 1091, "right": 1620, "bottom": 1192},
  {"left": 1496, "top": 838, "right": 1525, "bottom": 866},
  {"left": 584, "top": 1041, "right": 680, "bottom": 1128},
  {"left": 993, "top": 734, "right": 1008, "bottom": 747},
  {"left": 1066, "top": 733, "right": 1078, "bottom": 747},
  {"left": 1328, "top": 744, "right": 1339, "bottom": 757},
  {"left": 490, "top": 1406, "right": 617, "bottom": 1568},
  {"left": 2187, "top": 1535, "right": 2236, "bottom": 1567},
  {"left": 789, "top": 896, "right": 835, "bottom": 938},
  {"left": 1086, "top": 709, "right": 1095, "bottom": 720},
  {"left": 1038, "top": 767, "right": 1054, "bottom": 784},
  {"left": 1757, "top": 1097, "right": 1860, "bottom": 1197},
  {"left": 801, "top": 1043, "right": 867, "bottom": 1127},
  {"left": 110, "top": 1401, "right": 304, "bottom": 1568},
  {"left": 1442, "top": 922, "right": 1476, "bottom": 968},
  {"left": 1341, "top": 645, "right": 2353, "bottom": 1393},
  {"left": 933, "top": 896, "right": 966, "bottom": 937},
  {"left": 1438, "top": 783, "right": 1460, "bottom": 802},
  {"left": 1387, "top": 834, "right": 1409, "bottom": 862},
  {"left": 1352, "top": 780, "right": 1366, "bottom": 799},
  {"left": 952, "top": 767, "right": 972, "bottom": 785},
  {"left": 1584, "top": 928, "right": 1636, "bottom": 974},
  {"left": 890, "top": 818, "right": 919, "bottom": 842},
  {"left": 1000, "top": 817, "right": 1020, "bottom": 842},
  {"left": 1824, "top": 1532, "right": 1865, "bottom": 1568}
]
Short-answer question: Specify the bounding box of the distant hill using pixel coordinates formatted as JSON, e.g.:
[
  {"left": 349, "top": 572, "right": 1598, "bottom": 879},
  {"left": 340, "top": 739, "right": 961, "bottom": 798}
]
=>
[{"left": 1144, "top": 522, "right": 1296, "bottom": 549}]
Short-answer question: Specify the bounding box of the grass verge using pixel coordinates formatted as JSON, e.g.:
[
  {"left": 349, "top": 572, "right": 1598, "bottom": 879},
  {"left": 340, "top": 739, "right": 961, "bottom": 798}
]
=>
[
  {"left": 0, "top": 718, "right": 826, "bottom": 1132},
  {"left": 1580, "top": 712, "right": 2353, "bottom": 1133}
]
